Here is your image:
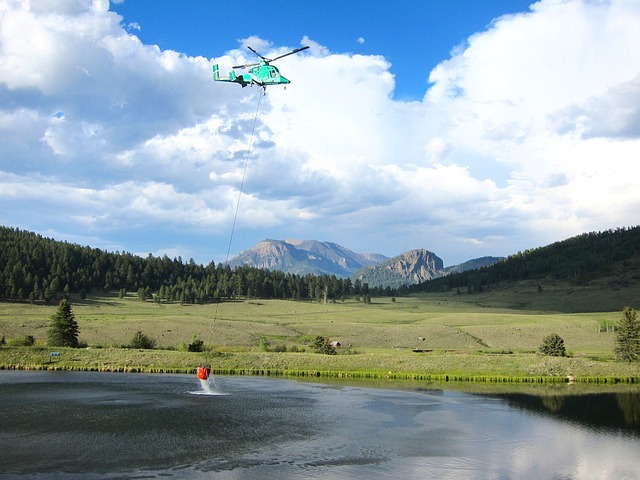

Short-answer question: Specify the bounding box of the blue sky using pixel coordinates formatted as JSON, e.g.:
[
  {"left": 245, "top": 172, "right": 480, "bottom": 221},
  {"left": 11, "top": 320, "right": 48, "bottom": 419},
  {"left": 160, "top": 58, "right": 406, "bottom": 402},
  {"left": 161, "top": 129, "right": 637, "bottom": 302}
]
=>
[
  {"left": 111, "top": 1, "right": 534, "bottom": 100},
  {"left": 1, "top": 0, "right": 639, "bottom": 267}
]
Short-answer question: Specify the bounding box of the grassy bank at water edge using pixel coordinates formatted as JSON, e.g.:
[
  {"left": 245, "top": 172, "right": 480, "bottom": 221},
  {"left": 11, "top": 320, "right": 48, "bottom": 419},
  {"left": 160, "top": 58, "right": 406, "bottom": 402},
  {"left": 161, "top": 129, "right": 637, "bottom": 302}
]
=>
[{"left": 1, "top": 346, "right": 639, "bottom": 384}]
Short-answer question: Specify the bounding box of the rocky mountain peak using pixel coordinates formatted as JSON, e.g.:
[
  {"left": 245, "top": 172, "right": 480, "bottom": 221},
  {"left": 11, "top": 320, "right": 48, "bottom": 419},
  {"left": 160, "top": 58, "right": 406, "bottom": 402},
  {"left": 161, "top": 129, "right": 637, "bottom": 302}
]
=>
[
  {"left": 384, "top": 249, "right": 444, "bottom": 283},
  {"left": 227, "top": 239, "right": 388, "bottom": 277}
]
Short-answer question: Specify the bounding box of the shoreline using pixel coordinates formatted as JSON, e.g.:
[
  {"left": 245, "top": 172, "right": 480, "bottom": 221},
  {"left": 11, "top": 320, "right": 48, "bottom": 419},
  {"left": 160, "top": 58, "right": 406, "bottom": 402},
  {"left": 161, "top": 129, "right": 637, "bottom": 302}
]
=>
[
  {"left": 2, "top": 346, "right": 639, "bottom": 385},
  {"left": 2, "top": 363, "right": 639, "bottom": 384}
]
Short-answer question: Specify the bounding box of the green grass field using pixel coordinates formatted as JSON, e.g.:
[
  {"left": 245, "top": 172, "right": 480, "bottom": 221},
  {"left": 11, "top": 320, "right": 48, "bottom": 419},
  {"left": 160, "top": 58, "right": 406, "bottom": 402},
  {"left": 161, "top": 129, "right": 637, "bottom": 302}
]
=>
[{"left": 1, "top": 288, "right": 639, "bottom": 383}]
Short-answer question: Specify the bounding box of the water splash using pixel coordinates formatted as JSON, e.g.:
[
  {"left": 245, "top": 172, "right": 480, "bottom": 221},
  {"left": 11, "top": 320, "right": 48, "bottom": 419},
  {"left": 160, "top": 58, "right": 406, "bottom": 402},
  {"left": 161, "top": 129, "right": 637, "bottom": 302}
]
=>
[{"left": 189, "top": 377, "right": 227, "bottom": 396}]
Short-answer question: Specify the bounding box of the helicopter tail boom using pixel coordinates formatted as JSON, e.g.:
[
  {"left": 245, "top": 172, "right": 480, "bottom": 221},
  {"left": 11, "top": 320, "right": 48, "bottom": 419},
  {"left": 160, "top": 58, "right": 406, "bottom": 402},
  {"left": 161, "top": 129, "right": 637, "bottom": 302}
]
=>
[
  {"left": 213, "top": 64, "right": 246, "bottom": 87},
  {"left": 213, "top": 64, "right": 238, "bottom": 82}
]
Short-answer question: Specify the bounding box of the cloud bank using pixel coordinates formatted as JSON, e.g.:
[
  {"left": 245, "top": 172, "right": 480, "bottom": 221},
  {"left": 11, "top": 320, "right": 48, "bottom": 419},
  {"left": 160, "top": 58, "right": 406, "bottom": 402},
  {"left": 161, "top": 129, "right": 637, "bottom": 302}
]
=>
[{"left": 1, "top": 0, "right": 639, "bottom": 265}]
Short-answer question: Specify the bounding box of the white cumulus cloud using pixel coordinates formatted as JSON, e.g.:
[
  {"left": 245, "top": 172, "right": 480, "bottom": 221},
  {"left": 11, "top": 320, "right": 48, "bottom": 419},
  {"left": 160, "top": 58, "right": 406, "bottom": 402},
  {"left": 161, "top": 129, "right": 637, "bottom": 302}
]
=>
[{"left": 1, "top": 0, "right": 639, "bottom": 265}]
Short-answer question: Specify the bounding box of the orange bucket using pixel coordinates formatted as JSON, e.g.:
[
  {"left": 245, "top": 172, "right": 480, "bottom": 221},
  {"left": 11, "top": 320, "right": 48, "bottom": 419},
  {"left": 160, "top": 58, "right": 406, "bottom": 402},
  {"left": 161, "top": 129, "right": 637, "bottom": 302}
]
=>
[{"left": 196, "top": 366, "right": 210, "bottom": 380}]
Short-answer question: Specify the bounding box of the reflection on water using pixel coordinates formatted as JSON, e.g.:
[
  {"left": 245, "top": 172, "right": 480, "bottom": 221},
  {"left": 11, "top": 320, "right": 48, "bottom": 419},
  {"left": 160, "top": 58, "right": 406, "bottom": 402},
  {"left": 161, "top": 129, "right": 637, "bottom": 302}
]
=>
[
  {"left": 491, "top": 391, "right": 640, "bottom": 433},
  {"left": 618, "top": 393, "right": 640, "bottom": 427},
  {"left": 1, "top": 371, "right": 639, "bottom": 479}
]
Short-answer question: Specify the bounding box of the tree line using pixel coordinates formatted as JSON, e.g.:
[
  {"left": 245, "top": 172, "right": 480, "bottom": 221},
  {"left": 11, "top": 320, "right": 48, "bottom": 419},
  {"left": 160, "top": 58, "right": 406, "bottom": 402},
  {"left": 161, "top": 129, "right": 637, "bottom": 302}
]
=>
[
  {"left": 0, "top": 227, "right": 381, "bottom": 303},
  {"left": 2, "top": 225, "right": 639, "bottom": 304}
]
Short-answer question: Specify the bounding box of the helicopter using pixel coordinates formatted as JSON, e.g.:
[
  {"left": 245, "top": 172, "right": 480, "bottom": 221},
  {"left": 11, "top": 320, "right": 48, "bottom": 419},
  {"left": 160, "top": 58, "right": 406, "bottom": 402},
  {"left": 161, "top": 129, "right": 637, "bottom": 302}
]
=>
[{"left": 213, "top": 45, "right": 309, "bottom": 90}]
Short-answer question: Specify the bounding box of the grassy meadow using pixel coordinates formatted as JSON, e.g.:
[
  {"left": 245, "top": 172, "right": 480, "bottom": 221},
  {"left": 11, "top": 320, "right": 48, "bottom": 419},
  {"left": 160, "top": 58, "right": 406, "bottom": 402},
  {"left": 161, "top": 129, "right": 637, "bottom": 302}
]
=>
[{"left": 1, "top": 285, "right": 639, "bottom": 383}]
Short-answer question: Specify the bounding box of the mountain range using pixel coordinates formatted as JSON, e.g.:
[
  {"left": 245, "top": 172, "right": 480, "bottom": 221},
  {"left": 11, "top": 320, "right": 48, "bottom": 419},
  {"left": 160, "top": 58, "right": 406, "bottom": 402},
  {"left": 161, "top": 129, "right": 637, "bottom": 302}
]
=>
[
  {"left": 2, "top": 225, "right": 638, "bottom": 309},
  {"left": 227, "top": 239, "right": 503, "bottom": 288},
  {"left": 227, "top": 239, "right": 388, "bottom": 277}
]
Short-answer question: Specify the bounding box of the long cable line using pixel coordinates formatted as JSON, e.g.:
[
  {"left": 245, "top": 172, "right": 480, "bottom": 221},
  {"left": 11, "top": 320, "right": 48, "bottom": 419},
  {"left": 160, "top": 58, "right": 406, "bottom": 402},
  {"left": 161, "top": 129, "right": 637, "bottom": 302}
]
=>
[
  {"left": 225, "top": 91, "right": 263, "bottom": 265},
  {"left": 206, "top": 89, "right": 263, "bottom": 357}
]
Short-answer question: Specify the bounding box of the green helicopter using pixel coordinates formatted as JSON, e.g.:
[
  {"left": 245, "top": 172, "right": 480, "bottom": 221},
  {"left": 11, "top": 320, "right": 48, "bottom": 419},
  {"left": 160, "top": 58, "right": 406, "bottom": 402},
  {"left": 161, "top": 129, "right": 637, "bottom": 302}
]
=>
[{"left": 213, "top": 45, "right": 309, "bottom": 89}]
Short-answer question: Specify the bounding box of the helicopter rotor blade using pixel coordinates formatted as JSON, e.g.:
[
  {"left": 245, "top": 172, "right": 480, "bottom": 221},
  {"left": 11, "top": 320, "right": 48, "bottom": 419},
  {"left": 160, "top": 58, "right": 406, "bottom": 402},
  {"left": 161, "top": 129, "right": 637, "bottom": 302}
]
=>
[
  {"left": 232, "top": 62, "right": 260, "bottom": 69},
  {"left": 247, "top": 46, "right": 270, "bottom": 62},
  {"left": 270, "top": 45, "right": 310, "bottom": 63}
]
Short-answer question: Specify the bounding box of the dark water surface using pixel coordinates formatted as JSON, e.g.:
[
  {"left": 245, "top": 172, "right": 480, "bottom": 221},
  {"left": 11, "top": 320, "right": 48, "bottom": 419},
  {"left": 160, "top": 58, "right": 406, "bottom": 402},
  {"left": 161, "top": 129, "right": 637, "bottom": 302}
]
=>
[{"left": 1, "top": 371, "right": 639, "bottom": 479}]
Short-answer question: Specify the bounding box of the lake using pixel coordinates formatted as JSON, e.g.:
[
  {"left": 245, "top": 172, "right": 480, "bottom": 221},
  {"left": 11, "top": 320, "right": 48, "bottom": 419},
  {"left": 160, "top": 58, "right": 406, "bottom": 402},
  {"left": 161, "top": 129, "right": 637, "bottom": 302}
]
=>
[{"left": 1, "top": 371, "right": 639, "bottom": 479}]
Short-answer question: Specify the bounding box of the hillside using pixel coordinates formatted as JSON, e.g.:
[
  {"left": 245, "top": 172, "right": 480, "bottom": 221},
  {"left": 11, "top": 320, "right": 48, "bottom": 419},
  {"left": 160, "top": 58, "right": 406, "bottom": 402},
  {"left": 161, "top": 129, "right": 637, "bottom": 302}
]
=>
[
  {"left": 407, "top": 226, "right": 640, "bottom": 312},
  {"left": 227, "top": 239, "right": 388, "bottom": 277},
  {"left": 443, "top": 256, "right": 505, "bottom": 275}
]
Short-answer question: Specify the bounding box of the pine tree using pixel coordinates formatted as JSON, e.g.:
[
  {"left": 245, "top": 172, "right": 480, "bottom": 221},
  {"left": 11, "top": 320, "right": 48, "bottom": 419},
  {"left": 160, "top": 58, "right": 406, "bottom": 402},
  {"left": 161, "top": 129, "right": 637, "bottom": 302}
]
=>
[
  {"left": 539, "top": 333, "right": 566, "bottom": 357},
  {"left": 129, "top": 331, "right": 156, "bottom": 349},
  {"left": 615, "top": 307, "right": 640, "bottom": 362},
  {"left": 47, "top": 298, "right": 80, "bottom": 347},
  {"left": 313, "top": 335, "right": 336, "bottom": 355}
]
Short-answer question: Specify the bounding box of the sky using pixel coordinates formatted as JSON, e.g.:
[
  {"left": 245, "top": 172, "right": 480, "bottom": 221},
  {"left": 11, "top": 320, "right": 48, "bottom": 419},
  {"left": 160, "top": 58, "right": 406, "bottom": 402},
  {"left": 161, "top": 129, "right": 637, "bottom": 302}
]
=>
[{"left": 1, "top": 0, "right": 639, "bottom": 267}]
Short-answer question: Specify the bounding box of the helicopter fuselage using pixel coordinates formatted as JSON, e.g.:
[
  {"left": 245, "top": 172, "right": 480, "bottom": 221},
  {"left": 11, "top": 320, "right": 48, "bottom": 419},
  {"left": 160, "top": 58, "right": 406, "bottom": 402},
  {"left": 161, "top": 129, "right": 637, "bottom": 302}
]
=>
[
  {"left": 245, "top": 63, "right": 290, "bottom": 86},
  {"left": 213, "top": 45, "right": 307, "bottom": 89},
  {"left": 213, "top": 62, "right": 290, "bottom": 88}
]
